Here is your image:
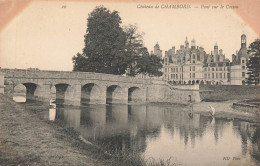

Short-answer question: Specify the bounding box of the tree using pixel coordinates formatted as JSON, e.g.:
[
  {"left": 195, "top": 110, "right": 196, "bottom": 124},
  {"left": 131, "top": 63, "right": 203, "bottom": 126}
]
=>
[
  {"left": 72, "top": 6, "right": 127, "bottom": 75},
  {"left": 72, "top": 6, "right": 163, "bottom": 77},
  {"left": 136, "top": 54, "right": 163, "bottom": 77},
  {"left": 246, "top": 39, "right": 260, "bottom": 85},
  {"left": 123, "top": 24, "right": 145, "bottom": 76}
]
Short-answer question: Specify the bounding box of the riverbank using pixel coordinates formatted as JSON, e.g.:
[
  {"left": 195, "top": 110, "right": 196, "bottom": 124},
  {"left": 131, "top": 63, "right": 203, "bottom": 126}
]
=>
[
  {"left": 0, "top": 94, "right": 115, "bottom": 166},
  {"left": 1, "top": 94, "right": 259, "bottom": 166}
]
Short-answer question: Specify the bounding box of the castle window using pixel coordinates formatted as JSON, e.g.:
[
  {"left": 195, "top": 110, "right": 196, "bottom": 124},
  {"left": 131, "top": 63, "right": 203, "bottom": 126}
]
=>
[
  {"left": 224, "top": 73, "right": 226, "bottom": 78},
  {"left": 242, "top": 66, "right": 245, "bottom": 70},
  {"left": 216, "top": 68, "right": 218, "bottom": 71},
  {"left": 216, "top": 73, "right": 218, "bottom": 78},
  {"left": 220, "top": 73, "right": 222, "bottom": 78},
  {"left": 242, "top": 60, "right": 245, "bottom": 63},
  {"left": 242, "top": 72, "right": 245, "bottom": 77},
  {"left": 176, "top": 74, "right": 178, "bottom": 79},
  {"left": 204, "top": 74, "right": 207, "bottom": 78},
  {"left": 192, "top": 66, "right": 195, "bottom": 71},
  {"left": 165, "top": 68, "right": 167, "bottom": 72},
  {"left": 173, "top": 68, "right": 175, "bottom": 72},
  {"left": 227, "top": 73, "right": 230, "bottom": 78},
  {"left": 212, "top": 68, "right": 214, "bottom": 71},
  {"left": 219, "top": 67, "right": 222, "bottom": 71},
  {"left": 193, "top": 60, "right": 195, "bottom": 63},
  {"left": 227, "top": 67, "right": 230, "bottom": 71},
  {"left": 190, "top": 73, "right": 191, "bottom": 78},
  {"left": 208, "top": 68, "right": 210, "bottom": 71},
  {"left": 212, "top": 73, "right": 214, "bottom": 78},
  {"left": 204, "top": 68, "right": 207, "bottom": 71},
  {"left": 192, "top": 73, "right": 195, "bottom": 78},
  {"left": 224, "top": 67, "right": 225, "bottom": 71}
]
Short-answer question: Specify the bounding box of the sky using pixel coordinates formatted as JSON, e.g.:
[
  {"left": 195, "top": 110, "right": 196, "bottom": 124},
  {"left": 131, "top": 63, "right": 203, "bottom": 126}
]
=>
[{"left": 0, "top": 1, "right": 258, "bottom": 71}]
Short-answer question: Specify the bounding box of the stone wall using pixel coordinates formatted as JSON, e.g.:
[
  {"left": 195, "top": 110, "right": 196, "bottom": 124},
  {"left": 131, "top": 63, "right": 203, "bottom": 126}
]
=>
[
  {"left": 199, "top": 85, "right": 260, "bottom": 101},
  {"left": 148, "top": 81, "right": 200, "bottom": 103},
  {"left": 0, "top": 71, "right": 4, "bottom": 94},
  {"left": 0, "top": 68, "right": 152, "bottom": 85}
]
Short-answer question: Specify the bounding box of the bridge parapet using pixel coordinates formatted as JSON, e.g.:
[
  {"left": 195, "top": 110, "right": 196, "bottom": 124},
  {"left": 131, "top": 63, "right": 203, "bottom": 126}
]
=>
[{"left": 0, "top": 68, "right": 153, "bottom": 84}]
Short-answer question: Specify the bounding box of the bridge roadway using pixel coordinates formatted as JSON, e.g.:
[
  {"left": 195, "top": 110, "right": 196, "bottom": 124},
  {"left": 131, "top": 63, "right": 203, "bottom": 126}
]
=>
[{"left": 0, "top": 69, "right": 200, "bottom": 105}]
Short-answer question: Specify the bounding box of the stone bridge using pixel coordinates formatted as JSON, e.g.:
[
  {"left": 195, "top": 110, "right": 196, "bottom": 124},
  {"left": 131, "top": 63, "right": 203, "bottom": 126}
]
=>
[
  {"left": 1, "top": 69, "right": 156, "bottom": 105},
  {"left": 0, "top": 69, "right": 200, "bottom": 105}
]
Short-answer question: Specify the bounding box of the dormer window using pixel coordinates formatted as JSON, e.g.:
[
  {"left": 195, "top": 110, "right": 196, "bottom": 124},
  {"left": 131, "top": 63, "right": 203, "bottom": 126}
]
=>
[{"left": 242, "top": 60, "right": 245, "bottom": 63}]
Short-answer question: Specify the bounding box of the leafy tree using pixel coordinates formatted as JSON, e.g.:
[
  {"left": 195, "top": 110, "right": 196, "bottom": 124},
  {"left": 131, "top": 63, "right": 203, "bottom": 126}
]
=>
[
  {"left": 136, "top": 54, "right": 163, "bottom": 77},
  {"left": 123, "top": 24, "right": 145, "bottom": 76},
  {"left": 246, "top": 39, "right": 260, "bottom": 85},
  {"left": 72, "top": 6, "right": 163, "bottom": 77},
  {"left": 73, "top": 6, "right": 127, "bottom": 75}
]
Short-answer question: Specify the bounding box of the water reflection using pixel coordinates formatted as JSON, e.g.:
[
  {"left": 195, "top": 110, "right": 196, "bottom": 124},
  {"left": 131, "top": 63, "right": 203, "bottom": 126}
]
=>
[{"left": 44, "top": 103, "right": 259, "bottom": 166}]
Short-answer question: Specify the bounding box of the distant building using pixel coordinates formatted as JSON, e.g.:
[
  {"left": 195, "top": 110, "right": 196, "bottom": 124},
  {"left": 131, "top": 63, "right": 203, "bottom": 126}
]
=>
[
  {"left": 163, "top": 34, "right": 249, "bottom": 85},
  {"left": 152, "top": 42, "right": 162, "bottom": 59},
  {"left": 230, "top": 34, "right": 249, "bottom": 85}
]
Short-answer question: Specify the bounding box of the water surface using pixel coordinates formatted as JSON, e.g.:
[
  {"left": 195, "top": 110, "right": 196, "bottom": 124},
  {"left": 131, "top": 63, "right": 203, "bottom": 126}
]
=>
[{"left": 15, "top": 96, "right": 260, "bottom": 166}]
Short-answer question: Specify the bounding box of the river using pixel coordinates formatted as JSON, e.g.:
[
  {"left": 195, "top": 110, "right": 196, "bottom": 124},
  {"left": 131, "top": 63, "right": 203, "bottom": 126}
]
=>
[{"left": 13, "top": 95, "right": 260, "bottom": 166}]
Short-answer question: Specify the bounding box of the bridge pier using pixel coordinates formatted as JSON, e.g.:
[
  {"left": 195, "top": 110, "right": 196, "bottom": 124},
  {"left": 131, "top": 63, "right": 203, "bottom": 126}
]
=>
[
  {"left": 4, "top": 82, "right": 14, "bottom": 98},
  {"left": 107, "top": 86, "right": 128, "bottom": 104},
  {"left": 64, "top": 84, "right": 81, "bottom": 106},
  {"left": 34, "top": 82, "right": 51, "bottom": 102}
]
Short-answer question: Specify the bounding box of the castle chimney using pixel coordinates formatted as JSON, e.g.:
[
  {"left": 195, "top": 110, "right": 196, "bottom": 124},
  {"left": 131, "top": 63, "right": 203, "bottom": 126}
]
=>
[{"left": 232, "top": 54, "right": 236, "bottom": 62}]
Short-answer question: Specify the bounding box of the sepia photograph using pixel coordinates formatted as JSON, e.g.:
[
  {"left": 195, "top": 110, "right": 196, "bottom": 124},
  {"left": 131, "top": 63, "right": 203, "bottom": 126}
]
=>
[{"left": 0, "top": 0, "right": 259, "bottom": 165}]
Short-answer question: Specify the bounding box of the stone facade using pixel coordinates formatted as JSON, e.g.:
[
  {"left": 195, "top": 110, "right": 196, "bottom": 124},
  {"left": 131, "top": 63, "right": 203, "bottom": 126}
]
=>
[{"left": 162, "top": 34, "right": 250, "bottom": 85}]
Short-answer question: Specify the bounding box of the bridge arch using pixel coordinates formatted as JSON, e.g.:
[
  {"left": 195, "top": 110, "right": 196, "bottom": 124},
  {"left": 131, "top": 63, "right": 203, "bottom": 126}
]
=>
[
  {"left": 13, "top": 82, "right": 40, "bottom": 101},
  {"left": 106, "top": 85, "right": 124, "bottom": 104},
  {"left": 81, "top": 83, "right": 102, "bottom": 105},
  {"left": 128, "top": 86, "right": 142, "bottom": 102},
  {"left": 13, "top": 84, "right": 26, "bottom": 102},
  {"left": 54, "top": 83, "right": 71, "bottom": 103}
]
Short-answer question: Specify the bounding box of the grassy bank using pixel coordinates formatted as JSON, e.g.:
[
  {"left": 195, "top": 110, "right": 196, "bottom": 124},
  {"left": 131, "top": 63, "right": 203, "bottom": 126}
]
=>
[
  {"left": 0, "top": 94, "right": 116, "bottom": 166},
  {"left": 0, "top": 94, "right": 179, "bottom": 166}
]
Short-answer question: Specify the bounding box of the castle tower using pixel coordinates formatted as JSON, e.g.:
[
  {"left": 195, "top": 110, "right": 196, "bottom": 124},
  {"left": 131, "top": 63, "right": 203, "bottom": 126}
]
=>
[
  {"left": 185, "top": 37, "right": 189, "bottom": 49},
  {"left": 237, "top": 34, "right": 249, "bottom": 61},
  {"left": 213, "top": 43, "right": 218, "bottom": 62},
  {"left": 191, "top": 39, "right": 196, "bottom": 49},
  {"left": 219, "top": 49, "right": 225, "bottom": 62},
  {"left": 241, "top": 34, "right": 246, "bottom": 48},
  {"left": 154, "top": 42, "right": 162, "bottom": 59}
]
